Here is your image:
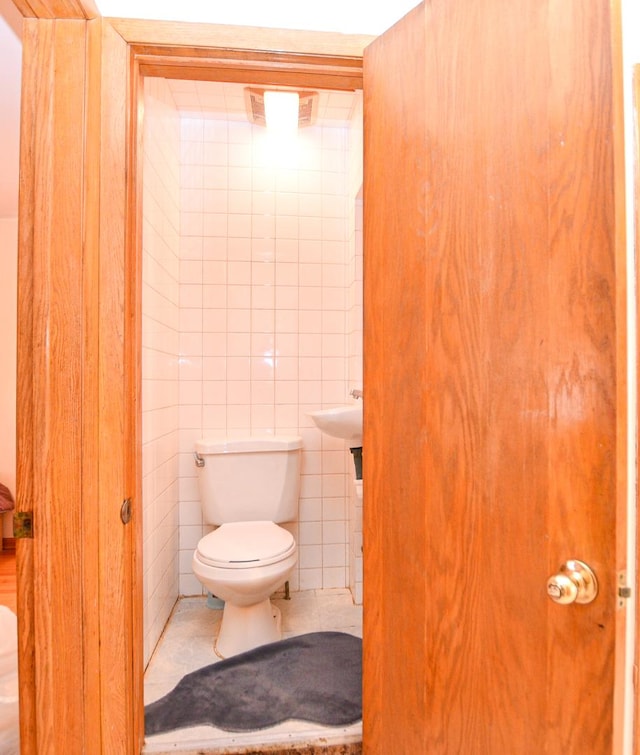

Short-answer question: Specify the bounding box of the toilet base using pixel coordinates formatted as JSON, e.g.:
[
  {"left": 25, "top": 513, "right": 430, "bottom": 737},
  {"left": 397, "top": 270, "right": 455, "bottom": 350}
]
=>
[{"left": 214, "top": 599, "right": 282, "bottom": 658}]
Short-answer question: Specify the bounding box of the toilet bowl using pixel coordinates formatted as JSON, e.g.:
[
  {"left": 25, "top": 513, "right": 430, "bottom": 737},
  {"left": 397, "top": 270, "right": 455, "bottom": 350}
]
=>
[
  {"left": 192, "top": 436, "right": 302, "bottom": 658},
  {"left": 192, "top": 521, "right": 297, "bottom": 657}
]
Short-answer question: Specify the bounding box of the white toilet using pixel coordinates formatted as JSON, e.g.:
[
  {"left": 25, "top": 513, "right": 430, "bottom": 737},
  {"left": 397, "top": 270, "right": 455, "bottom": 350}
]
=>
[{"left": 192, "top": 435, "right": 302, "bottom": 658}]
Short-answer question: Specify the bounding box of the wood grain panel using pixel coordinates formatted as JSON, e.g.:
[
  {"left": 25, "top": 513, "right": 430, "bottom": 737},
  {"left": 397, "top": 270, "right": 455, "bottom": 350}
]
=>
[
  {"left": 363, "top": 4, "right": 428, "bottom": 749},
  {"left": 12, "top": 0, "right": 98, "bottom": 19},
  {"left": 96, "top": 18, "right": 139, "bottom": 753},
  {"left": 545, "top": 2, "right": 619, "bottom": 751},
  {"left": 420, "top": 2, "right": 550, "bottom": 747},
  {"left": 80, "top": 16, "right": 104, "bottom": 750},
  {"left": 16, "top": 14, "right": 136, "bottom": 753},
  {"left": 136, "top": 58, "right": 363, "bottom": 92},
  {"left": 126, "top": 50, "right": 146, "bottom": 754},
  {"left": 364, "top": 1, "right": 623, "bottom": 752},
  {"left": 15, "top": 14, "right": 37, "bottom": 748},
  {"left": 17, "top": 17, "right": 88, "bottom": 752},
  {"left": 366, "top": 2, "right": 550, "bottom": 750}
]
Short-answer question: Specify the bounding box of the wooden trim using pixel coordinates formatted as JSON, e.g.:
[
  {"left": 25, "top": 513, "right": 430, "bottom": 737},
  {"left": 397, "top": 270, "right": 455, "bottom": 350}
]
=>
[
  {"left": 136, "top": 57, "right": 363, "bottom": 91},
  {"left": 15, "top": 15, "right": 37, "bottom": 748},
  {"left": 109, "top": 19, "right": 370, "bottom": 91},
  {"left": 610, "top": 0, "right": 629, "bottom": 748},
  {"left": 611, "top": 0, "right": 629, "bottom": 746},
  {"left": 127, "top": 50, "right": 145, "bottom": 754},
  {"left": 96, "top": 18, "right": 140, "bottom": 752},
  {"left": 98, "top": 17, "right": 367, "bottom": 752},
  {"left": 12, "top": 0, "right": 98, "bottom": 19},
  {"left": 633, "top": 60, "right": 640, "bottom": 755},
  {"left": 109, "top": 18, "right": 373, "bottom": 59},
  {"left": 110, "top": 20, "right": 367, "bottom": 749}
]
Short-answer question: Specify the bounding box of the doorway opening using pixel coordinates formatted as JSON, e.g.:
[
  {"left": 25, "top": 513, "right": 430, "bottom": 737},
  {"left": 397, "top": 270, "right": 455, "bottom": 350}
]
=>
[{"left": 138, "top": 73, "right": 365, "bottom": 751}]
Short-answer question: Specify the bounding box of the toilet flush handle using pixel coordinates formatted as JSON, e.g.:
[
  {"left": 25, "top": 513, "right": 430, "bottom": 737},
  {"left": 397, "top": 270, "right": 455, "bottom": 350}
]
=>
[{"left": 194, "top": 451, "right": 205, "bottom": 468}]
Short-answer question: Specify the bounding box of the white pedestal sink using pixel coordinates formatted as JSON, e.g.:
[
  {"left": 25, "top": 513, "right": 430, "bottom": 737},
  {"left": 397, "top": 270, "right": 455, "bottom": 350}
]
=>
[{"left": 307, "top": 404, "right": 363, "bottom": 447}]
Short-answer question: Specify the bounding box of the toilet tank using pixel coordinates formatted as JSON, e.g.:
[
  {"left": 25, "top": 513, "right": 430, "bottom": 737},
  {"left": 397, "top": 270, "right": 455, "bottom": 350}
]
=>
[{"left": 194, "top": 436, "right": 302, "bottom": 525}]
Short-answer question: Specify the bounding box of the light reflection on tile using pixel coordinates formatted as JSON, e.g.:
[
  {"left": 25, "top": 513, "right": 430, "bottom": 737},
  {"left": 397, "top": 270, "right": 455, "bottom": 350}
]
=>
[{"left": 143, "top": 588, "right": 362, "bottom": 753}]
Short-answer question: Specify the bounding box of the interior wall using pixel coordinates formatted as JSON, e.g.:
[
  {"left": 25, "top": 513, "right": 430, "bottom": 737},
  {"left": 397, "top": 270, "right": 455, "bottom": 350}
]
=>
[
  {"left": 141, "top": 78, "right": 182, "bottom": 664},
  {"left": 174, "top": 92, "right": 364, "bottom": 598},
  {"left": 0, "top": 217, "right": 17, "bottom": 543}
]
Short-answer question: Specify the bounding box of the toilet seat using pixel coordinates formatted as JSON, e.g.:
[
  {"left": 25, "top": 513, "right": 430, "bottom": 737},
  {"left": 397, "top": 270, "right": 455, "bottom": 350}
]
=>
[{"left": 196, "top": 521, "right": 295, "bottom": 569}]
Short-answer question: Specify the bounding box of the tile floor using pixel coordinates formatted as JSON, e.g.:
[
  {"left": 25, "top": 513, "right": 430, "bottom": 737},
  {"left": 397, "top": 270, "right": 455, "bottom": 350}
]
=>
[{"left": 143, "top": 589, "right": 363, "bottom": 754}]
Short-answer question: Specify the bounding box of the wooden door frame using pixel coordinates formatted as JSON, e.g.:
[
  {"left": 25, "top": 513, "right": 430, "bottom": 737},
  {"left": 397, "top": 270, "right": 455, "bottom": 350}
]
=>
[
  {"left": 634, "top": 62, "right": 640, "bottom": 755},
  {"left": 118, "top": 19, "right": 371, "bottom": 751},
  {"left": 15, "top": 6, "right": 371, "bottom": 751}
]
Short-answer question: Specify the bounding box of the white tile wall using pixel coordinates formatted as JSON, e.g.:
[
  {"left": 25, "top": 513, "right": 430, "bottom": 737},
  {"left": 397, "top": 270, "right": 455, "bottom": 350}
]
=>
[
  {"left": 142, "top": 78, "right": 182, "bottom": 665},
  {"left": 142, "top": 84, "right": 365, "bottom": 664},
  {"left": 176, "top": 101, "right": 363, "bottom": 598}
]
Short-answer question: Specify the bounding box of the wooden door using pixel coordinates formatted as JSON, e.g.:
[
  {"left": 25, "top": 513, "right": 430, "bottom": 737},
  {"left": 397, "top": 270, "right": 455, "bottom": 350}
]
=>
[{"left": 363, "top": 1, "right": 626, "bottom": 753}]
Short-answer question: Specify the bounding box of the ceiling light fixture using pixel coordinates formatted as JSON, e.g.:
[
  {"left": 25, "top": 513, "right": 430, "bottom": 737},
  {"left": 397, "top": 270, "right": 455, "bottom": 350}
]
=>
[
  {"left": 244, "top": 88, "right": 318, "bottom": 131},
  {"left": 264, "top": 90, "right": 300, "bottom": 133}
]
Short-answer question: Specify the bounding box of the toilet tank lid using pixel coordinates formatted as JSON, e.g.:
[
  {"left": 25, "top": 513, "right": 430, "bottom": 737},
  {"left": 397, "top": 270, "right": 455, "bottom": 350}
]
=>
[{"left": 195, "top": 435, "right": 303, "bottom": 454}]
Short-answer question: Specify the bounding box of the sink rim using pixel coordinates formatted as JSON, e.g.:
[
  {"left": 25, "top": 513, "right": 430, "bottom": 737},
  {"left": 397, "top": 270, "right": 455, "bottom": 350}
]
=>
[{"left": 307, "top": 404, "right": 363, "bottom": 444}]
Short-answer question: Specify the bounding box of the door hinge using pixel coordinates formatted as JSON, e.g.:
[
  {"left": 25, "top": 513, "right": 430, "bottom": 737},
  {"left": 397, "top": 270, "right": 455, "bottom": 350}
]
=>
[
  {"left": 13, "top": 511, "right": 33, "bottom": 539},
  {"left": 618, "top": 571, "right": 631, "bottom": 608}
]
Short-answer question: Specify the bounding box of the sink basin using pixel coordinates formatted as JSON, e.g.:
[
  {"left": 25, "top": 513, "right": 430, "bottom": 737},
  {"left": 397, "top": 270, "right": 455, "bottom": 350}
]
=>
[{"left": 307, "top": 404, "right": 363, "bottom": 446}]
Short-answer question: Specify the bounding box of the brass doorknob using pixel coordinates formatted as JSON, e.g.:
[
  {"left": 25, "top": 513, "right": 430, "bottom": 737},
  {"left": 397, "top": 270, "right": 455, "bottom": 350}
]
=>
[{"left": 546, "top": 559, "right": 598, "bottom": 605}]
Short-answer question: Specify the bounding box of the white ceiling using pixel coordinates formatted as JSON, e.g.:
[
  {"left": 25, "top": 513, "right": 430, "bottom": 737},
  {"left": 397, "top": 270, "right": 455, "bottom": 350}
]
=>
[
  {"left": 0, "top": 2, "right": 420, "bottom": 219},
  {"left": 95, "top": 1, "right": 418, "bottom": 35}
]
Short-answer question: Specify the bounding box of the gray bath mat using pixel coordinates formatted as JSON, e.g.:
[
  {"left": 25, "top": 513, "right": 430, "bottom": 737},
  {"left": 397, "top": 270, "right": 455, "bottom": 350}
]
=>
[{"left": 144, "top": 631, "right": 362, "bottom": 735}]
